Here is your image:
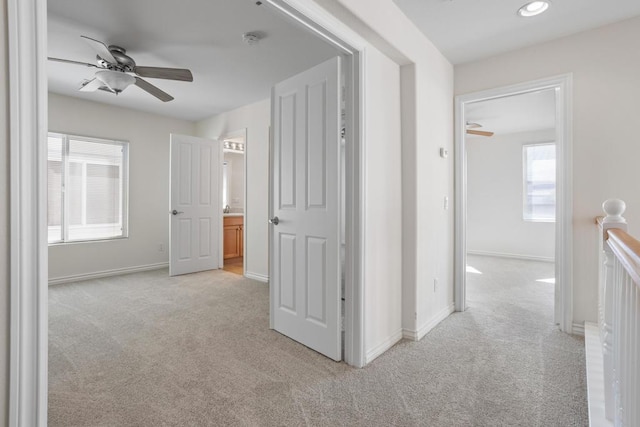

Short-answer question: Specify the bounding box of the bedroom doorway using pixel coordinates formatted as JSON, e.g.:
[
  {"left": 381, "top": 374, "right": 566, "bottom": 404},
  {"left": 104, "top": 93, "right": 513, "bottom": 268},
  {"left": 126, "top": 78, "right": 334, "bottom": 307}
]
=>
[
  {"left": 454, "top": 75, "right": 574, "bottom": 333},
  {"left": 9, "top": 0, "right": 367, "bottom": 422}
]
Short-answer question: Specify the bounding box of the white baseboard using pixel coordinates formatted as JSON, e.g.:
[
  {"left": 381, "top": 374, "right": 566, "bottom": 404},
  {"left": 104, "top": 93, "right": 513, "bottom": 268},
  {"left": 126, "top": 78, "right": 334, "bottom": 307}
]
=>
[
  {"left": 585, "top": 322, "right": 613, "bottom": 427},
  {"left": 403, "top": 303, "right": 455, "bottom": 341},
  {"left": 365, "top": 329, "right": 403, "bottom": 364},
  {"left": 244, "top": 271, "right": 269, "bottom": 283},
  {"left": 572, "top": 321, "right": 585, "bottom": 336},
  {"left": 467, "top": 250, "right": 554, "bottom": 263},
  {"left": 49, "top": 262, "right": 169, "bottom": 286}
]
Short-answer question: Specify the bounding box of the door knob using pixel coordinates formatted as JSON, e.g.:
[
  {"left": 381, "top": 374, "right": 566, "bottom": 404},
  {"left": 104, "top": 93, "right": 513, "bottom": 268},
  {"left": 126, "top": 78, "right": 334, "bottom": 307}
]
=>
[
  {"left": 171, "top": 210, "right": 184, "bottom": 215},
  {"left": 269, "top": 216, "right": 279, "bottom": 225}
]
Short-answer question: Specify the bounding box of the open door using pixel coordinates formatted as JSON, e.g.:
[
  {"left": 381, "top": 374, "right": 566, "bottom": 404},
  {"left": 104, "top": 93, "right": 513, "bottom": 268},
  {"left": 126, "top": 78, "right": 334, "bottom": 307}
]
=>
[
  {"left": 169, "top": 134, "right": 220, "bottom": 276},
  {"left": 270, "top": 57, "right": 342, "bottom": 361}
]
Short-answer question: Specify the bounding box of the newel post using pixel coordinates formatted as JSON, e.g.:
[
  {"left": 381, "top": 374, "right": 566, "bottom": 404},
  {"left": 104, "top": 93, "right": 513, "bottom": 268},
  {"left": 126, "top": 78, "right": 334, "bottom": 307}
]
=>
[{"left": 599, "top": 198, "right": 627, "bottom": 421}]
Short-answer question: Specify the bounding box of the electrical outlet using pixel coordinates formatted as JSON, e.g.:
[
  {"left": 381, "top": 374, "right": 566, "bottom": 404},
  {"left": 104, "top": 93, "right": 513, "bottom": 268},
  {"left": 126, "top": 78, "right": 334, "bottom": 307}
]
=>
[
  {"left": 434, "top": 278, "right": 438, "bottom": 293},
  {"left": 158, "top": 243, "right": 164, "bottom": 252}
]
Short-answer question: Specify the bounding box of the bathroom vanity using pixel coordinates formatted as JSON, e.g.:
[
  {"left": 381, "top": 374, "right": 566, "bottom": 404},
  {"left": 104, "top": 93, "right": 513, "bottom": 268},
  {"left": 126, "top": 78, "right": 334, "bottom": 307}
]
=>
[{"left": 223, "top": 214, "right": 243, "bottom": 259}]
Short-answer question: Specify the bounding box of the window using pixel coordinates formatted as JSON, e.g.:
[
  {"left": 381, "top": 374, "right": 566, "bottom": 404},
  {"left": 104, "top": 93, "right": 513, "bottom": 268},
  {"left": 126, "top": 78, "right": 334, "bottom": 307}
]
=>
[
  {"left": 48, "top": 133, "right": 129, "bottom": 243},
  {"left": 523, "top": 143, "right": 556, "bottom": 222}
]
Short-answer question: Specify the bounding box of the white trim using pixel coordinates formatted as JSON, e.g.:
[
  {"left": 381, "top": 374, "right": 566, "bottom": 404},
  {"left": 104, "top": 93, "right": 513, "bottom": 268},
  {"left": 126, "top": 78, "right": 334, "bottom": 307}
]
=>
[
  {"left": 365, "top": 329, "right": 403, "bottom": 364},
  {"left": 344, "top": 49, "right": 365, "bottom": 368},
  {"left": 265, "top": 0, "right": 366, "bottom": 368},
  {"left": 266, "top": 0, "right": 367, "bottom": 54},
  {"left": 244, "top": 271, "right": 269, "bottom": 283},
  {"left": 454, "top": 95, "right": 467, "bottom": 312},
  {"left": 571, "top": 321, "right": 585, "bottom": 337},
  {"left": 8, "top": 0, "right": 48, "bottom": 425},
  {"left": 402, "top": 303, "right": 455, "bottom": 341},
  {"left": 584, "top": 322, "right": 613, "bottom": 427},
  {"left": 467, "top": 250, "right": 555, "bottom": 263},
  {"left": 454, "top": 74, "right": 573, "bottom": 334},
  {"left": 48, "top": 262, "right": 169, "bottom": 286}
]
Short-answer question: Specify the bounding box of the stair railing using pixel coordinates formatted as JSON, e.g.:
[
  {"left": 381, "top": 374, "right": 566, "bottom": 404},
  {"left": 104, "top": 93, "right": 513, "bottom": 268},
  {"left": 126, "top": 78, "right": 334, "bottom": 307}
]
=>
[{"left": 596, "top": 199, "right": 640, "bottom": 426}]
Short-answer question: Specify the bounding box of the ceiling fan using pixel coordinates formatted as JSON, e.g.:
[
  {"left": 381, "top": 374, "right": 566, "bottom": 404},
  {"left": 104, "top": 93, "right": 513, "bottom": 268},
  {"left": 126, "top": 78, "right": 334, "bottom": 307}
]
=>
[
  {"left": 48, "top": 35, "right": 194, "bottom": 102},
  {"left": 466, "top": 121, "right": 494, "bottom": 137}
]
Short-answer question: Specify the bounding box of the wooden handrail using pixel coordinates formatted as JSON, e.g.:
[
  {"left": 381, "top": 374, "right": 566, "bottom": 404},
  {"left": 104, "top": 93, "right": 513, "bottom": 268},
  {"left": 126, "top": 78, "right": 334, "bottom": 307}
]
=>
[{"left": 607, "top": 228, "right": 640, "bottom": 285}]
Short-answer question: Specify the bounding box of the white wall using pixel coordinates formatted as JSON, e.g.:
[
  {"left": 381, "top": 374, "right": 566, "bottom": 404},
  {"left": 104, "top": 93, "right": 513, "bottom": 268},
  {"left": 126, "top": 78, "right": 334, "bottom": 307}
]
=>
[
  {"left": 467, "top": 129, "right": 555, "bottom": 261},
  {"left": 48, "top": 93, "right": 196, "bottom": 281},
  {"left": 363, "top": 47, "right": 403, "bottom": 361},
  {"left": 455, "top": 15, "right": 640, "bottom": 324},
  {"left": 315, "top": 0, "right": 454, "bottom": 354},
  {"left": 196, "top": 99, "right": 270, "bottom": 281}
]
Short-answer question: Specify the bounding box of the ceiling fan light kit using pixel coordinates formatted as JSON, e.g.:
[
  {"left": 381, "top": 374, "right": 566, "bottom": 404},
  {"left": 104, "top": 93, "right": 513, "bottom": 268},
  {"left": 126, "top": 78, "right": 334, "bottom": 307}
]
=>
[
  {"left": 518, "top": 1, "right": 550, "bottom": 17},
  {"left": 94, "top": 70, "right": 135, "bottom": 94},
  {"left": 49, "top": 35, "right": 194, "bottom": 102}
]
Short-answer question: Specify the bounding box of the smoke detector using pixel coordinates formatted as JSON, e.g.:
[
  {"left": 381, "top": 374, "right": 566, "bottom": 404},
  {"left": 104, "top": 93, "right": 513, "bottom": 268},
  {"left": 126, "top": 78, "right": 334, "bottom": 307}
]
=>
[{"left": 242, "top": 32, "right": 262, "bottom": 46}]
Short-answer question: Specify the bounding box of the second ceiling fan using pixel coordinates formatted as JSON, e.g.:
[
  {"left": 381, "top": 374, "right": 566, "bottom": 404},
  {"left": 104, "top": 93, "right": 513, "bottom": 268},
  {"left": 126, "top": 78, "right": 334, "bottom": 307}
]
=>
[
  {"left": 466, "top": 121, "right": 494, "bottom": 137},
  {"left": 48, "top": 35, "right": 194, "bottom": 102}
]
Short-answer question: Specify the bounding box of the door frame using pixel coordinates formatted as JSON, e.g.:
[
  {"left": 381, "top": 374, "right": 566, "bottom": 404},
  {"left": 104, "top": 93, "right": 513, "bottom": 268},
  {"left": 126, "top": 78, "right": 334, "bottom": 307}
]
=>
[
  {"left": 8, "top": 0, "right": 367, "bottom": 423},
  {"left": 219, "top": 128, "right": 247, "bottom": 273},
  {"left": 263, "top": 1, "right": 365, "bottom": 367},
  {"left": 454, "top": 74, "right": 574, "bottom": 333}
]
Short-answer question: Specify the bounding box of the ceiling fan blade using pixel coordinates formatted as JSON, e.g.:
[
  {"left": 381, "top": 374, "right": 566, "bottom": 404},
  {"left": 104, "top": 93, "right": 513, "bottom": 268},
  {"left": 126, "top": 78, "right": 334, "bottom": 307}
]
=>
[
  {"left": 134, "top": 77, "right": 174, "bottom": 102},
  {"left": 134, "top": 66, "right": 193, "bottom": 82},
  {"left": 79, "top": 78, "right": 104, "bottom": 92},
  {"left": 466, "top": 129, "right": 494, "bottom": 137},
  {"left": 48, "top": 57, "right": 98, "bottom": 68},
  {"left": 81, "top": 35, "right": 117, "bottom": 63}
]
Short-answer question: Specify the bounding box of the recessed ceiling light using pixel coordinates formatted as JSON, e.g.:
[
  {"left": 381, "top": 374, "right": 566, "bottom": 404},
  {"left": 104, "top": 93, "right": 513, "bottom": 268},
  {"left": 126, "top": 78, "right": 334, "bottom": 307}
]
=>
[{"left": 518, "top": 1, "right": 550, "bottom": 17}]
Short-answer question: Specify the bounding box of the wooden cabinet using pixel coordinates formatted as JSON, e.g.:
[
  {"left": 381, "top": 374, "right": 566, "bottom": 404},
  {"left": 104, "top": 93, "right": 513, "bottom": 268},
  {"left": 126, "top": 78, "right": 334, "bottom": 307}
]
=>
[{"left": 223, "top": 216, "right": 243, "bottom": 259}]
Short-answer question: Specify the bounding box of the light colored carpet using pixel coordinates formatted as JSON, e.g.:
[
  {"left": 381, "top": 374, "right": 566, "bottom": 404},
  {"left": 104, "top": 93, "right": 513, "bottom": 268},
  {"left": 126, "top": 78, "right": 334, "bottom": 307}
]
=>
[{"left": 49, "top": 255, "right": 587, "bottom": 426}]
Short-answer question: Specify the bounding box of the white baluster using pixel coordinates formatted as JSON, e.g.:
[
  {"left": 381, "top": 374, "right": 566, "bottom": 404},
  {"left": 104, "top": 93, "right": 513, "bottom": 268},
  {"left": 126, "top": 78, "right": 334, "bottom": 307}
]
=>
[
  {"left": 613, "top": 259, "right": 623, "bottom": 426},
  {"left": 601, "top": 199, "right": 628, "bottom": 422},
  {"left": 633, "top": 287, "right": 640, "bottom": 426}
]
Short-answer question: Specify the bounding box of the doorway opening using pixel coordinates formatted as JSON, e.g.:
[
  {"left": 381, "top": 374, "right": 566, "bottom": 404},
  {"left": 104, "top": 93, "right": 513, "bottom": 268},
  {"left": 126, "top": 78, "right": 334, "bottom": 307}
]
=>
[
  {"left": 221, "top": 129, "right": 247, "bottom": 276},
  {"left": 454, "top": 75, "right": 573, "bottom": 333},
  {"left": 463, "top": 89, "right": 557, "bottom": 324},
  {"left": 9, "top": 0, "right": 366, "bottom": 423}
]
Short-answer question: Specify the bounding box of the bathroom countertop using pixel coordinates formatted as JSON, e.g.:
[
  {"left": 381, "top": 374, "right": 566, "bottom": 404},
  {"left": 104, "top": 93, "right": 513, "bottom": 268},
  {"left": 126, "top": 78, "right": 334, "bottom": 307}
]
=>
[{"left": 223, "top": 213, "right": 244, "bottom": 217}]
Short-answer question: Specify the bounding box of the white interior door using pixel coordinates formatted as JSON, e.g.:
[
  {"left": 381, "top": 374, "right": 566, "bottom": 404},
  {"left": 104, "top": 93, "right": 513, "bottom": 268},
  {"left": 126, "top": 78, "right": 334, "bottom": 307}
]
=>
[
  {"left": 170, "top": 134, "right": 220, "bottom": 276},
  {"left": 270, "top": 57, "right": 342, "bottom": 361}
]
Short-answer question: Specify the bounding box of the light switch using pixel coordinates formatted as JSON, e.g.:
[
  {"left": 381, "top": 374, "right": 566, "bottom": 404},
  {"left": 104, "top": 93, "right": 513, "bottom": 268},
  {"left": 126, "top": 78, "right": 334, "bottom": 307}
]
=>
[
  {"left": 440, "top": 147, "right": 448, "bottom": 158},
  {"left": 444, "top": 196, "right": 449, "bottom": 210}
]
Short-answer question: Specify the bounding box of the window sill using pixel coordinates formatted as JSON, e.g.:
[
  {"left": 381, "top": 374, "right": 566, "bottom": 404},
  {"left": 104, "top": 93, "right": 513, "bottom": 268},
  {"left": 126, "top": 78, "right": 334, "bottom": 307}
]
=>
[
  {"left": 48, "top": 236, "right": 129, "bottom": 247},
  {"left": 523, "top": 218, "right": 556, "bottom": 223}
]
